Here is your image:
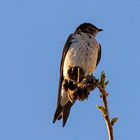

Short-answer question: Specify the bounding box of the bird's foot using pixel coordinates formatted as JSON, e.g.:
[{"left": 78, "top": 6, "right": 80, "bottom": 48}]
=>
[{"left": 68, "top": 89, "right": 78, "bottom": 103}]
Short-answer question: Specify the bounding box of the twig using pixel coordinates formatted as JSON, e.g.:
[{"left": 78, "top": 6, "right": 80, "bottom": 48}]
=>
[{"left": 97, "top": 72, "right": 114, "bottom": 140}]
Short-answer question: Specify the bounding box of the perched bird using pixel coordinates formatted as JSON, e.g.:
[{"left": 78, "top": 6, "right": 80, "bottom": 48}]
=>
[{"left": 53, "top": 23, "right": 103, "bottom": 127}]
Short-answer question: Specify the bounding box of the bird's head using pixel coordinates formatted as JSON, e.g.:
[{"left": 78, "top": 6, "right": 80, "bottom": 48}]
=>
[{"left": 75, "top": 23, "right": 103, "bottom": 37}]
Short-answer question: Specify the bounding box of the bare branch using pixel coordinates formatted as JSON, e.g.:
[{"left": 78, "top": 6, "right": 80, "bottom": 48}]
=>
[{"left": 97, "top": 72, "right": 114, "bottom": 140}]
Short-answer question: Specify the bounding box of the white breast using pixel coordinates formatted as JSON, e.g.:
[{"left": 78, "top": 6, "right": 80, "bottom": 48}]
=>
[{"left": 63, "top": 33, "right": 100, "bottom": 79}]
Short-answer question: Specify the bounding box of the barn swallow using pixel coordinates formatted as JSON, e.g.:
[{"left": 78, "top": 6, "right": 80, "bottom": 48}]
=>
[{"left": 53, "top": 23, "right": 103, "bottom": 127}]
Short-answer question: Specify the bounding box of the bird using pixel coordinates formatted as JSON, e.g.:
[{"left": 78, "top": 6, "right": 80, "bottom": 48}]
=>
[{"left": 53, "top": 23, "right": 103, "bottom": 127}]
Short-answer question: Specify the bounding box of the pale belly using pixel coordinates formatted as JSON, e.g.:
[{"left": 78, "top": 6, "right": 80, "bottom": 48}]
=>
[{"left": 63, "top": 37, "right": 99, "bottom": 79}]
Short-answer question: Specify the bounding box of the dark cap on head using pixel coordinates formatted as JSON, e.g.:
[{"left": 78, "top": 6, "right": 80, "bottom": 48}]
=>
[{"left": 75, "top": 23, "right": 103, "bottom": 35}]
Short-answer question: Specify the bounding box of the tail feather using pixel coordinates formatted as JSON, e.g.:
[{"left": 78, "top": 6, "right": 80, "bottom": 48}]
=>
[
  {"left": 53, "top": 101, "right": 73, "bottom": 127},
  {"left": 57, "top": 115, "right": 62, "bottom": 120},
  {"left": 62, "top": 102, "right": 73, "bottom": 127},
  {"left": 53, "top": 104, "right": 63, "bottom": 123}
]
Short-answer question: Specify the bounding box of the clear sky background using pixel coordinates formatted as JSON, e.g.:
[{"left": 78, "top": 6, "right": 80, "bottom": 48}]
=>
[{"left": 0, "top": 0, "right": 140, "bottom": 140}]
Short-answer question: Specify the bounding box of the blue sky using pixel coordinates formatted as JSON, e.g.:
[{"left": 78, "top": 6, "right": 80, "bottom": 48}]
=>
[{"left": 0, "top": 0, "right": 140, "bottom": 140}]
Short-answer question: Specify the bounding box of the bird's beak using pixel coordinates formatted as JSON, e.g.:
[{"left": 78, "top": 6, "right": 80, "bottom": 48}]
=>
[{"left": 98, "top": 28, "right": 103, "bottom": 32}]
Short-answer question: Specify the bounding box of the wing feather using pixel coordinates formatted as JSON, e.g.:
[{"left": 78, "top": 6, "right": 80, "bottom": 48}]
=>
[
  {"left": 96, "top": 43, "right": 102, "bottom": 67},
  {"left": 57, "top": 34, "right": 73, "bottom": 105}
]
